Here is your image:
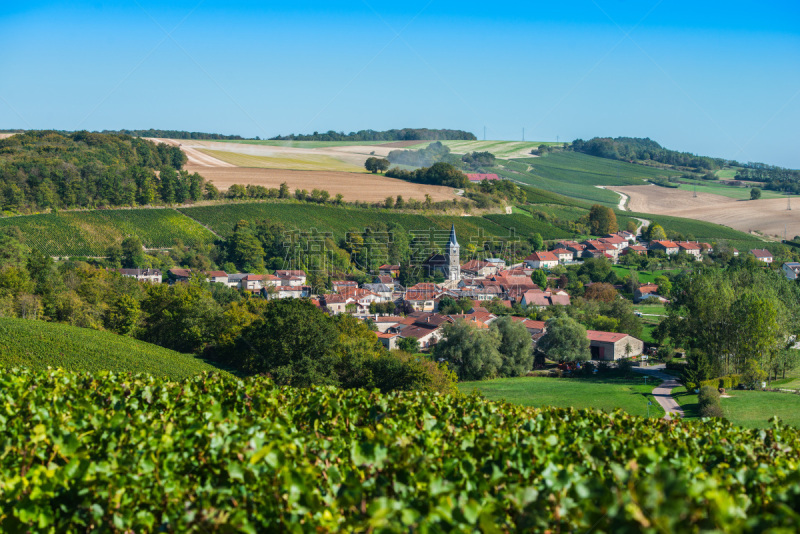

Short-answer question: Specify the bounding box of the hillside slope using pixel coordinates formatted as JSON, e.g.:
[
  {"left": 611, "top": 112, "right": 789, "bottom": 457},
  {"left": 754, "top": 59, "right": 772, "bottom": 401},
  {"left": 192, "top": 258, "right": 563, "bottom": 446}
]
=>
[{"left": 0, "top": 319, "right": 222, "bottom": 379}]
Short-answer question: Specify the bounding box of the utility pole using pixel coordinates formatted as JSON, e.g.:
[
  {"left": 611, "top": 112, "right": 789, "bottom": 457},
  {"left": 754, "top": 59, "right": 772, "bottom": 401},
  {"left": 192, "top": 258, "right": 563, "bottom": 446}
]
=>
[
  {"left": 522, "top": 127, "right": 525, "bottom": 142},
  {"left": 483, "top": 126, "right": 486, "bottom": 141}
]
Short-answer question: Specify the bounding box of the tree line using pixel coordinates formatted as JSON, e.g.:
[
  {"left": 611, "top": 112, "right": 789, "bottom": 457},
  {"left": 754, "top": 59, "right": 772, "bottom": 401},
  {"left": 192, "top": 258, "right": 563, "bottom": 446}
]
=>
[
  {"left": 102, "top": 129, "right": 246, "bottom": 140},
  {"left": 571, "top": 137, "right": 723, "bottom": 171},
  {"left": 0, "top": 131, "right": 219, "bottom": 212},
  {"left": 269, "top": 128, "right": 476, "bottom": 142}
]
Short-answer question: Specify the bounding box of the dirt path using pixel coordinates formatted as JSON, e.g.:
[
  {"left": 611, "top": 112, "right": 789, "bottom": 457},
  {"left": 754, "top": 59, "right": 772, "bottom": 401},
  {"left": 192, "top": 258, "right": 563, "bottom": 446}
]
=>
[
  {"left": 633, "top": 366, "right": 684, "bottom": 420},
  {"left": 596, "top": 185, "right": 628, "bottom": 211}
]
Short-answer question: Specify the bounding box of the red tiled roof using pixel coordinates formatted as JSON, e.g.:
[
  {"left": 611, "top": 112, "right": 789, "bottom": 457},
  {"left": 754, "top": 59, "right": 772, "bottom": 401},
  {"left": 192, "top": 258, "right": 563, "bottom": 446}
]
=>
[
  {"left": 637, "top": 284, "right": 659, "bottom": 294},
  {"left": 652, "top": 240, "right": 679, "bottom": 248},
  {"left": 510, "top": 317, "right": 547, "bottom": 331},
  {"left": 244, "top": 274, "right": 264, "bottom": 281},
  {"left": 750, "top": 249, "right": 773, "bottom": 258},
  {"left": 168, "top": 268, "right": 192, "bottom": 278},
  {"left": 677, "top": 241, "right": 701, "bottom": 250},
  {"left": 379, "top": 264, "right": 400, "bottom": 270},
  {"left": 525, "top": 251, "right": 558, "bottom": 262},
  {"left": 206, "top": 270, "right": 227, "bottom": 277},
  {"left": 550, "top": 248, "right": 572, "bottom": 255},
  {"left": 275, "top": 270, "right": 306, "bottom": 277},
  {"left": 587, "top": 330, "right": 629, "bottom": 343}
]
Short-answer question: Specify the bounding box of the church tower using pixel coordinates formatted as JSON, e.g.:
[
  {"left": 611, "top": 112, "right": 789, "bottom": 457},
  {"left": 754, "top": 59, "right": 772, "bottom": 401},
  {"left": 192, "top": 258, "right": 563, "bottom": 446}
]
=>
[{"left": 446, "top": 224, "right": 460, "bottom": 281}]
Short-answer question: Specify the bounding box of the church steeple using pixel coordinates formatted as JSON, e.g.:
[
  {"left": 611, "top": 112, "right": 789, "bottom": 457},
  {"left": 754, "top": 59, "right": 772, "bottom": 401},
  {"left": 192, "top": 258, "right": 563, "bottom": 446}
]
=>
[
  {"left": 449, "top": 224, "right": 458, "bottom": 246},
  {"left": 446, "top": 224, "right": 460, "bottom": 281}
]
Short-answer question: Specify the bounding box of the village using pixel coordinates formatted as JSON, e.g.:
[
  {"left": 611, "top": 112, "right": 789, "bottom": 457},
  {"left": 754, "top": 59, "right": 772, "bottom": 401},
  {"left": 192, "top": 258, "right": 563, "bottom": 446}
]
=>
[{"left": 113, "top": 223, "right": 791, "bottom": 364}]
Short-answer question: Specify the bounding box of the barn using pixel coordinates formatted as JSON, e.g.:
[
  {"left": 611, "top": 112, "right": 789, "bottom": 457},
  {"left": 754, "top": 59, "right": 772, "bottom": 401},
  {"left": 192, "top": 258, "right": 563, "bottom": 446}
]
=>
[{"left": 586, "top": 330, "right": 643, "bottom": 361}]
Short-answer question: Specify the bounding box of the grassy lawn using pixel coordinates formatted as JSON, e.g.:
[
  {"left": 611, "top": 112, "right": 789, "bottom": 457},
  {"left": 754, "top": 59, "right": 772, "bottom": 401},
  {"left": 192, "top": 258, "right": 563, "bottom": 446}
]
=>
[
  {"left": 673, "top": 387, "right": 800, "bottom": 428},
  {"left": 611, "top": 266, "right": 680, "bottom": 284},
  {"left": 770, "top": 366, "right": 800, "bottom": 390},
  {"left": 633, "top": 304, "right": 667, "bottom": 315},
  {"left": 460, "top": 373, "right": 665, "bottom": 419}
]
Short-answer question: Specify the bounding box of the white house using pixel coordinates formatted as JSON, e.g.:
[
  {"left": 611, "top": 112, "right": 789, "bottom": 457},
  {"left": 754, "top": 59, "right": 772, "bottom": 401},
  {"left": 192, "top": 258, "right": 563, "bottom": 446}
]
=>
[
  {"left": 524, "top": 251, "right": 559, "bottom": 270},
  {"left": 783, "top": 262, "right": 800, "bottom": 280}
]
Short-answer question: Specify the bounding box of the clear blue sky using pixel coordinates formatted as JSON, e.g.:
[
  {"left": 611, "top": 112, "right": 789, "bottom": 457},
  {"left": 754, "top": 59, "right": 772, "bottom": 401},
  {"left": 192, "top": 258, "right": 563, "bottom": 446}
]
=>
[{"left": 1, "top": 1, "right": 798, "bottom": 167}]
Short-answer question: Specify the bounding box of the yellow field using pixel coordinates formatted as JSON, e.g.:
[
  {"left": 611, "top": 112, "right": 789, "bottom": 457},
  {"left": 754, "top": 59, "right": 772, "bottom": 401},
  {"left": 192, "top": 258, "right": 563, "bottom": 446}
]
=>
[{"left": 198, "top": 149, "right": 364, "bottom": 173}]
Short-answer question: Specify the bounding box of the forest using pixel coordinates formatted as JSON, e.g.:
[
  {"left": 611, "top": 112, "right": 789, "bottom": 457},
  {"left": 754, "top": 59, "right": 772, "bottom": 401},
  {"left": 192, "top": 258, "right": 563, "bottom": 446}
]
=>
[
  {"left": 571, "top": 136, "right": 724, "bottom": 171},
  {"left": 269, "top": 128, "right": 476, "bottom": 142},
  {"left": 0, "top": 131, "right": 212, "bottom": 212},
  {"left": 103, "top": 129, "right": 246, "bottom": 140}
]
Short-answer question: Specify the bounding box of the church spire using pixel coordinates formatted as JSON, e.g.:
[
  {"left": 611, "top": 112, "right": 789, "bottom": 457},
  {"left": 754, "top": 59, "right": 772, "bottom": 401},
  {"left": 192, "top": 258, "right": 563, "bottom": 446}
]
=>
[{"left": 449, "top": 224, "right": 458, "bottom": 247}]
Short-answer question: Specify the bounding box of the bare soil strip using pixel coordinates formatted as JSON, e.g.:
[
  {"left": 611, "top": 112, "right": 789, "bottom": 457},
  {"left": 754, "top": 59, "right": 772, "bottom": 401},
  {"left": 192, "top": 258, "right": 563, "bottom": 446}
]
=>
[
  {"left": 185, "top": 165, "right": 459, "bottom": 203},
  {"left": 0, "top": 133, "right": 18, "bottom": 140},
  {"left": 609, "top": 185, "right": 800, "bottom": 239},
  {"left": 148, "top": 138, "right": 235, "bottom": 167}
]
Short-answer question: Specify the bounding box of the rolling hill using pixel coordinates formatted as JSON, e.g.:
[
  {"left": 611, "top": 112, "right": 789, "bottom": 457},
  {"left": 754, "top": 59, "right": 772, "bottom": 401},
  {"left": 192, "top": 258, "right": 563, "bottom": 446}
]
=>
[{"left": 0, "top": 318, "right": 222, "bottom": 379}]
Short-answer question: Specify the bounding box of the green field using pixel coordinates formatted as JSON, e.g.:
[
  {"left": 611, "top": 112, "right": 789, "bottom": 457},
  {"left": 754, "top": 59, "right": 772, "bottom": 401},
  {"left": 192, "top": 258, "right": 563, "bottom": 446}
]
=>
[
  {"left": 611, "top": 266, "right": 681, "bottom": 284},
  {"left": 199, "top": 148, "right": 364, "bottom": 172},
  {"left": 673, "top": 386, "right": 800, "bottom": 428},
  {"left": 405, "top": 140, "right": 559, "bottom": 157},
  {"left": 632, "top": 304, "right": 667, "bottom": 316},
  {"left": 459, "top": 374, "right": 665, "bottom": 418},
  {"left": 627, "top": 211, "right": 766, "bottom": 250},
  {"left": 497, "top": 152, "right": 678, "bottom": 207},
  {"left": 0, "top": 318, "right": 220, "bottom": 379},
  {"left": 714, "top": 168, "right": 741, "bottom": 179},
  {"left": 0, "top": 209, "right": 216, "bottom": 256},
  {"left": 520, "top": 203, "right": 639, "bottom": 235}
]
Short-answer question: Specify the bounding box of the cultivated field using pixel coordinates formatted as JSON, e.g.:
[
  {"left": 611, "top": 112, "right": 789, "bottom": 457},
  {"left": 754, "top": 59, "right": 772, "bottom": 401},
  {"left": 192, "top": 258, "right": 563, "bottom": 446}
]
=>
[
  {"left": 184, "top": 165, "right": 460, "bottom": 202},
  {"left": 405, "top": 140, "right": 554, "bottom": 158},
  {"left": 149, "top": 138, "right": 235, "bottom": 167},
  {"left": 196, "top": 149, "right": 364, "bottom": 172},
  {"left": 611, "top": 185, "right": 800, "bottom": 238},
  {"left": 0, "top": 133, "right": 18, "bottom": 140}
]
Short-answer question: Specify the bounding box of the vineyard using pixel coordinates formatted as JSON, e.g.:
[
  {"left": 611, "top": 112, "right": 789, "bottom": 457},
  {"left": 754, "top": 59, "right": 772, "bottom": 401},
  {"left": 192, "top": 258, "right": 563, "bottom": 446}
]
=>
[
  {"left": 180, "top": 203, "right": 569, "bottom": 243},
  {"left": 0, "top": 319, "right": 220, "bottom": 379},
  {"left": 0, "top": 209, "right": 216, "bottom": 256},
  {"left": 2, "top": 368, "right": 800, "bottom": 531}
]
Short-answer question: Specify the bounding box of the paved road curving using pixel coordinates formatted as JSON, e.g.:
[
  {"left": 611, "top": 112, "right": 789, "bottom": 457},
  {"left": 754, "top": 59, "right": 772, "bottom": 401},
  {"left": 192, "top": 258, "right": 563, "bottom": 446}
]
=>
[{"left": 633, "top": 365, "right": 685, "bottom": 420}]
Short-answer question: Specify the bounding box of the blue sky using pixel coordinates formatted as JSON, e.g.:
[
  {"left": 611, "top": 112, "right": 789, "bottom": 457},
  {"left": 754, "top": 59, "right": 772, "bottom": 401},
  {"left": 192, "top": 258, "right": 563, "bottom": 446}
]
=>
[{"left": 1, "top": 1, "right": 798, "bottom": 167}]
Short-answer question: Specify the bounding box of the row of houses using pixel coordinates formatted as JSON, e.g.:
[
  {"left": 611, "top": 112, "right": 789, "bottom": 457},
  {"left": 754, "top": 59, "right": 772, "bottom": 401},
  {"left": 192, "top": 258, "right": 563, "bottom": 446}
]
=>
[{"left": 370, "top": 308, "right": 643, "bottom": 361}]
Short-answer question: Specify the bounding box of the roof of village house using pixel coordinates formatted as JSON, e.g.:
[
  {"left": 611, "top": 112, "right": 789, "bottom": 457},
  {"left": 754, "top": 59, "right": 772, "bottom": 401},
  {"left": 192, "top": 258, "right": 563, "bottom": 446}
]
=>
[
  {"left": 374, "top": 315, "right": 404, "bottom": 323},
  {"left": 628, "top": 245, "right": 648, "bottom": 251},
  {"left": 376, "top": 275, "right": 394, "bottom": 284},
  {"left": 244, "top": 274, "right": 264, "bottom": 281},
  {"left": 275, "top": 269, "right": 306, "bottom": 276},
  {"left": 558, "top": 240, "right": 581, "bottom": 248},
  {"left": 651, "top": 240, "right": 679, "bottom": 249},
  {"left": 363, "top": 283, "right": 393, "bottom": 293},
  {"left": 379, "top": 264, "right": 400, "bottom": 270},
  {"left": 275, "top": 285, "right": 308, "bottom": 291},
  {"left": 525, "top": 251, "right": 559, "bottom": 262},
  {"left": 510, "top": 317, "right": 547, "bottom": 331},
  {"left": 323, "top": 294, "right": 346, "bottom": 304},
  {"left": 522, "top": 289, "right": 571, "bottom": 307},
  {"left": 447, "top": 314, "right": 490, "bottom": 328},
  {"left": 584, "top": 240, "right": 615, "bottom": 251},
  {"left": 332, "top": 280, "right": 358, "bottom": 286},
  {"left": 551, "top": 248, "right": 572, "bottom": 255},
  {"left": 600, "top": 235, "right": 626, "bottom": 244},
  {"left": 751, "top": 249, "right": 773, "bottom": 258},
  {"left": 400, "top": 324, "right": 440, "bottom": 340},
  {"left": 338, "top": 288, "right": 378, "bottom": 301},
  {"left": 461, "top": 259, "right": 492, "bottom": 271},
  {"left": 168, "top": 268, "right": 192, "bottom": 278},
  {"left": 206, "top": 270, "right": 227, "bottom": 277},
  {"left": 376, "top": 331, "right": 400, "bottom": 339},
  {"left": 586, "top": 330, "right": 630, "bottom": 343},
  {"left": 119, "top": 268, "right": 161, "bottom": 276},
  {"left": 677, "top": 241, "right": 702, "bottom": 250},
  {"left": 637, "top": 284, "right": 659, "bottom": 294}
]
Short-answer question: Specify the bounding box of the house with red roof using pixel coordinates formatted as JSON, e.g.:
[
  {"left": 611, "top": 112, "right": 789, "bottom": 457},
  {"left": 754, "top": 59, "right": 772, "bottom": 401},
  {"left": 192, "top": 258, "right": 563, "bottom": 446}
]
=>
[
  {"left": 461, "top": 259, "right": 498, "bottom": 278},
  {"left": 623, "top": 245, "right": 648, "bottom": 256},
  {"left": 649, "top": 240, "right": 679, "bottom": 255},
  {"left": 378, "top": 264, "right": 400, "bottom": 277},
  {"left": 634, "top": 284, "right": 663, "bottom": 303},
  {"left": 586, "top": 330, "right": 644, "bottom": 361},
  {"left": 750, "top": 249, "right": 773, "bottom": 263},
  {"left": 524, "top": 251, "right": 559, "bottom": 269},
  {"left": 677, "top": 241, "right": 702, "bottom": 259},
  {"left": 520, "top": 289, "right": 571, "bottom": 308},
  {"left": 404, "top": 283, "right": 442, "bottom": 312}
]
